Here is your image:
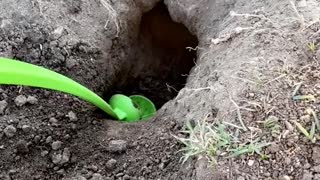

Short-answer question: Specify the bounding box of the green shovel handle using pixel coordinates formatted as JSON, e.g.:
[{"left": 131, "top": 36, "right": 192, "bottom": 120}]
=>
[{"left": 0, "top": 57, "right": 141, "bottom": 120}]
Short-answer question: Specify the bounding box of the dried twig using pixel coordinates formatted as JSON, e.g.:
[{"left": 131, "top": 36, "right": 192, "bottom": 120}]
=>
[
  {"left": 289, "top": 0, "right": 305, "bottom": 27},
  {"left": 229, "top": 96, "right": 248, "bottom": 131}
]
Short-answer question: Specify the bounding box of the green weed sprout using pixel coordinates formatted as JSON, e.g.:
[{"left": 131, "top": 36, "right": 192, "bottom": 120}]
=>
[
  {"left": 307, "top": 42, "right": 317, "bottom": 53},
  {"left": 0, "top": 57, "right": 156, "bottom": 122},
  {"left": 258, "top": 117, "right": 281, "bottom": 137}
]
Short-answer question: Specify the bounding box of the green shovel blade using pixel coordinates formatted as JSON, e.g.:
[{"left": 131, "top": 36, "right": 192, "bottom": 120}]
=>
[
  {"left": 0, "top": 57, "right": 156, "bottom": 121},
  {"left": 130, "top": 95, "right": 156, "bottom": 120},
  {"left": 0, "top": 57, "right": 120, "bottom": 119}
]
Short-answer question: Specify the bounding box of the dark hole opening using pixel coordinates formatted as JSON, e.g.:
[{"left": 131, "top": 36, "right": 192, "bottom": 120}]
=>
[{"left": 105, "top": 1, "right": 198, "bottom": 108}]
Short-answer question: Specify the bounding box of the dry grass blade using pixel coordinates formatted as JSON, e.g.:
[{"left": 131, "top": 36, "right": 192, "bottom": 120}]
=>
[
  {"left": 306, "top": 108, "right": 320, "bottom": 133},
  {"left": 310, "top": 122, "right": 316, "bottom": 143},
  {"left": 289, "top": 0, "right": 305, "bottom": 27},
  {"left": 100, "top": 0, "right": 120, "bottom": 36},
  {"left": 292, "top": 82, "right": 303, "bottom": 97},
  {"left": 293, "top": 121, "right": 309, "bottom": 137},
  {"left": 229, "top": 96, "right": 248, "bottom": 131},
  {"left": 292, "top": 95, "right": 316, "bottom": 101},
  {"left": 228, "top": 141, "right": 270, "bottom": 158}
]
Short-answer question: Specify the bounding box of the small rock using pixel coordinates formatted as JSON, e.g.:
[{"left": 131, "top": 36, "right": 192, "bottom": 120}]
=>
[
  {"left": 52, "top": 153, "right": 62, "bottom": 164},
  {"left": 108, "top": 140, "right": 127, "bottom": 153},
  {"left": 67, "top": 111, "right": 77, "bottom": 122},
  {"left": 284, "top": 121, "right": 294, "bottom": 131},
  {"left": 46, "top": 136, "right": 53, "bottom": 144},
  {"left": 52, "top": 141, "right": 63, "bottom": 150},
  {"left": 41, "top": 150, "right": 49, "bottom": 157},
  {"left": 248, "top": 160, "right": 254, "bottom": 166},
  {"left": 14, "top": 95, "right": 27, "bottom": 107},
  {"left": 264, "top": 172, "right": 271, "bottom": 177},
  {"left": 237, "top": 176, "right": 245, "bottom": 180},
  {"left": 64, "top": 134, "right": 71, "bottom": 140},
  {"left": 57, "top": 169, "right": 65, "bottom": 175},
  {"left": 248, "top": 93, "right": 255, "bottom": 97},
  {"left": 0, "top": 100, "right": 8, "bottom": 114},
  {"left": 8, "top": 169, "right": 17, "bottom": 175},
  {"left": 4, "top": 125, "right": 17, "bottom": 138},
  {"left": 49, "top": 117, "right": 59, "bottom": 126},
  {"left": 60, "top": 148, "right": 71, "bottom": 164},
  {"left": 34, "top": 135, "right": 41, "bottom": 143},
  {"left": 106, "top": 159, "right": 117, "bottom": 169},
  {"left": 21, "top": 125, "right": 32, "bottom": 133},
  {"left": 27, "top": 96, "right": 38, "bottom": 104},
  {"left": 116, "top": 173, "right": 124, "bottom": 177},
  {"left": 16, "top": 140, "right": 29, "bottom": 154},
  {"left": 87, "top": 165, "right": 98, "bottom": 172},
  {"left": 159, "top": 162, "right": 165, "bottom": 169}
]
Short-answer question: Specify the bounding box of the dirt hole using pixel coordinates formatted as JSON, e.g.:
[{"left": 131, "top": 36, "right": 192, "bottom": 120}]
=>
[{"left": 105, "top": 2, "right": 198, "bottom": 108}]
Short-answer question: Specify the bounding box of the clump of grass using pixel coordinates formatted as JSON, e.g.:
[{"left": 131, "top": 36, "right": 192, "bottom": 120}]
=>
[
  {"left": 174, "top": 117, "right": 270, "bottom": 164},
  {"left": 173, "top": 119, "right": 231, "bottom": 164},
  {"left": 293, "top": 108, "right": 320, "bottom": 143}
]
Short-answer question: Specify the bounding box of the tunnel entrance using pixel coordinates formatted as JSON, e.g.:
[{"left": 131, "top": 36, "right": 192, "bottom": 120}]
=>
[{"left": 106, "top": 2, "right": 198, "bottom": 108}]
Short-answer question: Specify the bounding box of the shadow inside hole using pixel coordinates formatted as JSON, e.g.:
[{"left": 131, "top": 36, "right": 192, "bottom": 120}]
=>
[{"left": 105, "top": 1, "right": 198, "bottom": 108}]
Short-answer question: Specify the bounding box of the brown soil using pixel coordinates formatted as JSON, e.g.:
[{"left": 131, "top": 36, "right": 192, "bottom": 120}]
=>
[{"left": 0, "top": 0, "right": 320, "bottom": 180}]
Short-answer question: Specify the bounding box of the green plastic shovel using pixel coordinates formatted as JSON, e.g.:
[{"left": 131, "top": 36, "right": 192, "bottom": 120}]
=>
[{"left": 0, "top": 57, "right": 156, "bottom": 122}]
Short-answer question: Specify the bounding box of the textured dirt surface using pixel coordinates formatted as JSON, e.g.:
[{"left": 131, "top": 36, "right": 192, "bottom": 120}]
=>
[
  {"left": 0, "top": 0, "right": 193, "bottom": 179},
  {"left": 1, "top": 0, "right": 320, "bottom": 180}
]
